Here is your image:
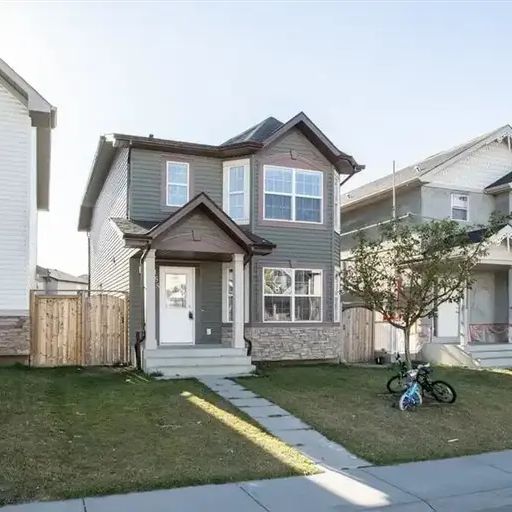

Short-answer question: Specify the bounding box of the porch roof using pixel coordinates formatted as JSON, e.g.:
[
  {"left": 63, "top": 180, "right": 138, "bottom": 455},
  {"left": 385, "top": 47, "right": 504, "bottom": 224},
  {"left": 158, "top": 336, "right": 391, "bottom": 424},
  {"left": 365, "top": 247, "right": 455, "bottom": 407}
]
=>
[{"left": 111, "top": 193, "right": 275, "bottom": 256}]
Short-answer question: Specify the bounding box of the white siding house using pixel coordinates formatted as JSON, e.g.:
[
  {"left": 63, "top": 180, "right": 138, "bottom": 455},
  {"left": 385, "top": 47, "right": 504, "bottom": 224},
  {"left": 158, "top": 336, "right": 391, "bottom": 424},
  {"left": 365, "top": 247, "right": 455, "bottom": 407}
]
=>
[{"left": 0, "top": 59, "right": 56, "bottom": 361}]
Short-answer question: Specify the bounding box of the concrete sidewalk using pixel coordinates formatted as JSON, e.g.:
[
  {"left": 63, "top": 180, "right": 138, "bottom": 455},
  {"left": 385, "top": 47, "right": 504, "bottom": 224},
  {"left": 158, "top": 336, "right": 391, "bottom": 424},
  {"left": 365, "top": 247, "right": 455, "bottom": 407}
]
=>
[{"left": 3, "top": 450, "right": 512, "bottom": 511}]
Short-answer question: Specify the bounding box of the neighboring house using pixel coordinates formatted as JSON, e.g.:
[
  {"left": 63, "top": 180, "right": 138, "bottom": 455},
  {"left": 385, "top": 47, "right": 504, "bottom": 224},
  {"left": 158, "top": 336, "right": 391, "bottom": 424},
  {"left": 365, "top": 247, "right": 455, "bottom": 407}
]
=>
[
  {"left": 36, "top": 266, "right": 88, "bottom": 292},
  {"left": 0, "top": 59, "right": 56, "bottom": 363},
  {"left": 79, "top": 112, "right": 363, "bottom": 376},
  {"left": 341, "top": 125, "right": 512, "bottom": 368}
]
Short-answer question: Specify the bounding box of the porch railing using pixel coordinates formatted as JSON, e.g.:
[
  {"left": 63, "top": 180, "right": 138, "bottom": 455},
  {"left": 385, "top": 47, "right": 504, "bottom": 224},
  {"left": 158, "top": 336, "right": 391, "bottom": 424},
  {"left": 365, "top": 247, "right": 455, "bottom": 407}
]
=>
[{"left": 469, "top": 323, "right": 510, "bottom": 344}]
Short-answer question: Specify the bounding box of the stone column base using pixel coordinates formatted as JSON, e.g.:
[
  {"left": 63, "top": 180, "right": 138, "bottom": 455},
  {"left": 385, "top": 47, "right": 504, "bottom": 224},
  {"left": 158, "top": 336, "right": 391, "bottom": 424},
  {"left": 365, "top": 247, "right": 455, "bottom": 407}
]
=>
[{"left": 0, "top": 316, "right": 30, "bottom": 359}]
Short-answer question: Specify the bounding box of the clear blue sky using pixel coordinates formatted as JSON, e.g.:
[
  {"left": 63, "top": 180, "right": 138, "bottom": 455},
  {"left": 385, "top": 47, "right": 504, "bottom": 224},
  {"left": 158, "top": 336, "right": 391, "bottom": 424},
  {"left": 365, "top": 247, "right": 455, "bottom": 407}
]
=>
[{"left": 1, "top": 1, "right": 511, "bottom": 275}]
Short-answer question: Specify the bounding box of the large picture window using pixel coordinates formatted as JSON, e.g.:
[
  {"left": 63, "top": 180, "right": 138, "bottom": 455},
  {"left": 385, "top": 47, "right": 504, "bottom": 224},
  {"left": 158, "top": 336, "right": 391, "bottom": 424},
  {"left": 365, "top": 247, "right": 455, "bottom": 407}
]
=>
[
  {"left": 223, "top": 159, "right": 250, "bottom": 224},
  {"left": 166, "top": 161, "right": 189, "bottom": 206},
  {"left": 264, "top": 166, "right": 323, "bottom": 223},
  {"left": 263, "top": 268, "right": 322, "bottom": 322}
]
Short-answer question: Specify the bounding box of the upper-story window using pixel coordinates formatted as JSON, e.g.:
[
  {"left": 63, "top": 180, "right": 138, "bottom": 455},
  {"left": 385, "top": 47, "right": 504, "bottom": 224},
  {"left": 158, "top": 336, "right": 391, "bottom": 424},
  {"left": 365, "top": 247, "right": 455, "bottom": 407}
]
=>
[
  {"left": 166, "top": 161, "right": 189, "bottom": 206},
  {"left": 263, "top": 165, "right": 323, "bottom": 223},
  {"left": 451, "top": 193, "right": 468, "bottom": 221},
  {"left": 223, "top": 159, "right": 250, "bottom": 224},
  {"left": 334, "top": 170, "right": 340, "bottom": 233}
]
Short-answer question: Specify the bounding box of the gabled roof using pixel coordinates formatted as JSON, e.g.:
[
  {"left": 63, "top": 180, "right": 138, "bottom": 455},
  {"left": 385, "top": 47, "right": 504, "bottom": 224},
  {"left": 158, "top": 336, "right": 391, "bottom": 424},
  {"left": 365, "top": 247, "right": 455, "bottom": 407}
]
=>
[
  {"left": 112, "top": 193, "right": 275, "bottom": 254},
  {"left": 78, "top": 112, "right": 363, "bottom": 231},
  {"left": 342, "top": 125, "right": 512, "bottom": 210},
  {"left": 36, "top": 265, "right": 88, "bottom": 284},
  {"left": 0, "top": 58, "right": 57, "bottom": 210},
  {"left": 486, "top": 169, "right": 512, "bottom": 190}
]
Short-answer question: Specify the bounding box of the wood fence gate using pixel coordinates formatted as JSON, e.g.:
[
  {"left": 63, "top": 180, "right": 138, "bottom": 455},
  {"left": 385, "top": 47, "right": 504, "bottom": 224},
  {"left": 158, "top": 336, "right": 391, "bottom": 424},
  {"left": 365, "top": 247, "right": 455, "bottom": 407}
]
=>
[
  {"left": 30, "top": 292, "right": 129, "bottom": 367},
  {"left": 341, "top": 306, "right": 375, "bottom": 362}
]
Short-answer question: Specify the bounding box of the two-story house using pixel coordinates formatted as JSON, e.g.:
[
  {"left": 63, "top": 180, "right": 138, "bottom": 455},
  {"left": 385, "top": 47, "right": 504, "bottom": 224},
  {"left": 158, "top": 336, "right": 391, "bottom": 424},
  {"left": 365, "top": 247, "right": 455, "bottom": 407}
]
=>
[
  {"left": 78, "top": 113, "right": 363, "bottom": 377},
  {"left": 0, "top": 58, "right": 56, "bottom": 363},
  {"left": 341, "top": 125, "right": 512, "bottom": 368}
]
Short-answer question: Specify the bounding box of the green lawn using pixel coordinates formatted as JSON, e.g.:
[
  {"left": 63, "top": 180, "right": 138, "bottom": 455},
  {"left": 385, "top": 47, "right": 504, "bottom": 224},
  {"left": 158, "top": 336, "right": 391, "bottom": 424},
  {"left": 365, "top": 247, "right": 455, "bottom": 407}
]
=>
[
  {"left": 0, "top": 367, "right": 315, "bottom": 506},
  {"left": 238, "top": 365, "right": 512, "bottom": 465}
]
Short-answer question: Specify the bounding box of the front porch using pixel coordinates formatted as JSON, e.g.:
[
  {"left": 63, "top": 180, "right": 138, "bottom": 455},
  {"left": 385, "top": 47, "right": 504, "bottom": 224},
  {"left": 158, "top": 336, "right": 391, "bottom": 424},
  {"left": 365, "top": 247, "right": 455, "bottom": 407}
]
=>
[
  {"left": 142, "top": 251, "right": 253, "bottom": 377},
  {"left": 424, "top": 228, "right": 512, "bottom": 367},
  {"left": 119, "top": 193, "right": 274, "bottom": 378}
]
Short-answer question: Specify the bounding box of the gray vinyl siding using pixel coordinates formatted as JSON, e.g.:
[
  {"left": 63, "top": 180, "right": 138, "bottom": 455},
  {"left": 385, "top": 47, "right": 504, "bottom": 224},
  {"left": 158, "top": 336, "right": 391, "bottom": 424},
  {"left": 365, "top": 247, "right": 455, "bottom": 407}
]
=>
[
  {"left": 129, "top": 148, "right": 223, "bottom": 221},
  {"left": 494, "top": 192, "right": 510, "bottom": 215},
  {"left": 341, "top": 185, "right": 421, "bottom": 233},
  {"left": 421, "top": 186, "right": 495, "bottom": 224},
  {"left": 129, "top": 256, "right": 143, "bottom": 346},
  {"left": 250, "top": 128, "right": 338, "bottom": 324},
  {"left": 340, "top": 186, "right": 421, "bottom": 250},
  {"left": 89, "top": 148, "right": 133, "bottom": 291},
  {"left": 196, "top": 261, "right": 223, "bottom": 344}
]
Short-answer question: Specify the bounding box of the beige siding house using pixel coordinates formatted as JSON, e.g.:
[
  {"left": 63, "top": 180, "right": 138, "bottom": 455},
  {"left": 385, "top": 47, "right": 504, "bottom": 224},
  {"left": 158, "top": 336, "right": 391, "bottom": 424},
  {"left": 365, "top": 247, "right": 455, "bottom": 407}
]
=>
[{"left": 341, "top": 125, "right": 512, "bottom": 368}]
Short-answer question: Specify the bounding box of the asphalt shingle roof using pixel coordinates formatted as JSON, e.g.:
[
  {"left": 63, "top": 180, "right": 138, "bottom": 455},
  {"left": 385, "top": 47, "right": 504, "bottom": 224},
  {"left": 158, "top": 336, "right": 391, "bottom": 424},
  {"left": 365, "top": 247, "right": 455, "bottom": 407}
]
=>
[
  {"left": 222, "top": 117, "right": 284, "bottom": 145},
  {"left": 342, "top": 125, "right": 512, "bottom": 207}
]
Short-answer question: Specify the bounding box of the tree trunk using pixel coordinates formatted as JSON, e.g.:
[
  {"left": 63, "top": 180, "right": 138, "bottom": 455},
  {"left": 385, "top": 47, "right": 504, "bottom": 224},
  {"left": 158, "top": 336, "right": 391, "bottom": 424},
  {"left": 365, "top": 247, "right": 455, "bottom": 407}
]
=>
[{"left": 404, "top": 328, "right": 412, "bottom": 369}]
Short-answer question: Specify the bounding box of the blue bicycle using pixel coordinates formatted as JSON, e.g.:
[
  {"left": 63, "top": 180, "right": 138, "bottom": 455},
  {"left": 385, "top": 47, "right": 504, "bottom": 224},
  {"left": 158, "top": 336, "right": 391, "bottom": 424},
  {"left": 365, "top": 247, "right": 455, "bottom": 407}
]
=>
[{"left": 398, "top": 366, "right": 424, "bottom": 411}]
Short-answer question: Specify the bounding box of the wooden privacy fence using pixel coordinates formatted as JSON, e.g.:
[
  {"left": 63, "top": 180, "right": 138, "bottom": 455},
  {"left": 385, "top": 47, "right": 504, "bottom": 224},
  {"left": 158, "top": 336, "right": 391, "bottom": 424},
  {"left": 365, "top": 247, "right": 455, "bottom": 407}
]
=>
[
  {"left": 341, "top": 306, "right": 375, "bottom": 362},
  {"left": 30, "top": 291, "right": 129, "bottom": 367}
]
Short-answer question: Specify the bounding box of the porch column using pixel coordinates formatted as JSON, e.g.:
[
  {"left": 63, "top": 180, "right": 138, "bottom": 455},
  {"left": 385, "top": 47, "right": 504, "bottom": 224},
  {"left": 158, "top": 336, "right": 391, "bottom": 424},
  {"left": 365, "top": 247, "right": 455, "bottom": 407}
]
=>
[
  {"left": 509, "top": 268, "right": 512, "bottom": 343},
  {"left": 144, "top": 249, "right": 157, "bottom": 350},
  {"left": 232, "top": 253, "right": 245, "bottom": 349}
]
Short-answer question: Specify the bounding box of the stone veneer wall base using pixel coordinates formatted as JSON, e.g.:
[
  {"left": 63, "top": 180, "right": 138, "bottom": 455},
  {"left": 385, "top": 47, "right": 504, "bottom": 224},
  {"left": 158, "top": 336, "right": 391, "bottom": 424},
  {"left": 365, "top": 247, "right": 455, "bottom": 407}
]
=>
[
  {"left": 222, "top": 324, "right": 343, "bottom": 362},
  {"left": 0, "top": 316, "right": 30, "bottom": 359}
]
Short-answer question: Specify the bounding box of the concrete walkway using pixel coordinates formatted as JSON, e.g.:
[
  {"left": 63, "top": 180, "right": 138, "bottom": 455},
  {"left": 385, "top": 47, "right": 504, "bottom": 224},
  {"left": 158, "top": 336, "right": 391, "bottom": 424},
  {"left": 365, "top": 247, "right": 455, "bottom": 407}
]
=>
[
  {"left": 199, "top": 376, "right": 369, "bottom": 470},
  {"left": 4, "top": 451, "right": 512, "bottom": 511}
]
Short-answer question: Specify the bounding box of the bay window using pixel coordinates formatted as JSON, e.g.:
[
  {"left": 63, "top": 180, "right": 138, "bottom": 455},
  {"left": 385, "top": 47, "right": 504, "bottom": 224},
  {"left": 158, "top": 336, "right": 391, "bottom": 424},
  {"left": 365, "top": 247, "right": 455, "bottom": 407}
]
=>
[
  {"left": 264, "top": 166, "right": 323, "bottom": 223},
  {"left": 223, "top": 159, "right": 250, "bottom": 224},
  {"left": 263, "top": 268, "right": 322, "bottom": 322}
]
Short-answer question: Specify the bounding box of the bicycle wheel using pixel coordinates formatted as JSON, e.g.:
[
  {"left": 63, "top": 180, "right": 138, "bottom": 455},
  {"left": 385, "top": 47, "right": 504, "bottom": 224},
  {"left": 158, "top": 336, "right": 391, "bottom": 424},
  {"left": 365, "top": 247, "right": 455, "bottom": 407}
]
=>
[
  {"left": 387, "top": 375, "right": 407, "bottom": 394},
  {"left": 398, "top": 390, "right": 422, "bottom": 411},
  {"left": 431, "top": 381, "right": 457, "bottom": 404}
]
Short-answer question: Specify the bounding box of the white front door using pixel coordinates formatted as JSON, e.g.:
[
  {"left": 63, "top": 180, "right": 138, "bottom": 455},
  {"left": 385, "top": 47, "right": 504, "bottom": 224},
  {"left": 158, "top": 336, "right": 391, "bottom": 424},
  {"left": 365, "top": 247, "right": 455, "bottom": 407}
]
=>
[
  {"left": 159, "top": 266, "right": 195, "bottom": 344},
  {"left": 437, "top": 301, "right": 459, "bottom": 338}
]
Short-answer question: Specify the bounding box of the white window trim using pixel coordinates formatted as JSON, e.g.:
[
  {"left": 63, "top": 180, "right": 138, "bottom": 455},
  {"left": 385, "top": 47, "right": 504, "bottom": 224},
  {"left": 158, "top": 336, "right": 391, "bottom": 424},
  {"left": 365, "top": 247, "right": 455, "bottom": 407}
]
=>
[
  {"left": 262, "top": 267, "right": 323, "bottom": 323},
  {"left": 223, "top": 159, "right": 250, "bottom": 225},
  {"left": 450, "top": 193, "right": 469, "bottom": 222},
  {"left": 334, "top": 266, "right": 340, "bottom": 323},
  {"left": 222, "top": 263, "right": 249, "bottom": 323},
  {"left": 263, "top": 165, "right": 324, "bottom": 224},
  {"left": 166, "top": 161, "right": 190, "bottom": 207},
  {"left": 334, "top": 170, "right": 340, "bottom": 233}
]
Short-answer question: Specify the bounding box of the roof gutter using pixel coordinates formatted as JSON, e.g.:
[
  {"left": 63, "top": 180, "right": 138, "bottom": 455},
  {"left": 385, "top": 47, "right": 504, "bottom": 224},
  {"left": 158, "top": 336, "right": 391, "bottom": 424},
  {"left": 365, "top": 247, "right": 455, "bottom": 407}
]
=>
[{"left": 485, "top": 183, "right": 512, "bottom": 194}]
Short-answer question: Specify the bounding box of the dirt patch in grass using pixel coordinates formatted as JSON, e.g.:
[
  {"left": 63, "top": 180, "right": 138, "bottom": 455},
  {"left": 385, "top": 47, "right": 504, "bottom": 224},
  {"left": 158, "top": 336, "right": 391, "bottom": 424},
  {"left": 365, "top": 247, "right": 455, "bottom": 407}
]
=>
[
  {"left": 0, "top": 366, "right": 315, "bottom": 506},
  {"left": 238, "top": 365, "right": 512, "bottom": 465}
]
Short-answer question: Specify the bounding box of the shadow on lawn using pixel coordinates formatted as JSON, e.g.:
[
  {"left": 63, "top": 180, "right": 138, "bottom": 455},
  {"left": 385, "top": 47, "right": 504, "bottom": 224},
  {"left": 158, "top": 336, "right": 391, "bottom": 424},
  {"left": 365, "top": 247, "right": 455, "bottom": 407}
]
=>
[{"left": 0, "top": 366, "right": 313, "bottom": 506}]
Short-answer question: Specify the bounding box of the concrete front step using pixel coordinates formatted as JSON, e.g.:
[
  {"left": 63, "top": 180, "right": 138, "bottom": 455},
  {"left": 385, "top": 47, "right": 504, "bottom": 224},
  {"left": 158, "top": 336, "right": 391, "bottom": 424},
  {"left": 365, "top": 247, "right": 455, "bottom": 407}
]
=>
[
  {"left": 466, "top": 343, "right": 512, "bottom": 368},
  {"left": 146, "top": 355, "right": 252, "bottom": 368},
  {"left": 476, "top": 358, "right": 512, "bottom": 368},
  {"left": 152, "top": 364, "right": 256, "bottom": 379},
  {"left": 143, "top": 345, "right": 254, "bottom": 378},
  {"left": 468, "top": 343, "right": 512, "bottom": 353},
  {"left": 144, "top": 346, "right": 247, "bottom": 358}
]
